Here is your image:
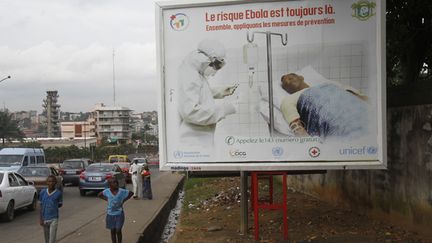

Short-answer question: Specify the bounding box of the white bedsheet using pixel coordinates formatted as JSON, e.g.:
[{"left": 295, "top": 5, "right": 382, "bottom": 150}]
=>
[{"left": 259, "top": 65, "right": 335, "bottom": 135}]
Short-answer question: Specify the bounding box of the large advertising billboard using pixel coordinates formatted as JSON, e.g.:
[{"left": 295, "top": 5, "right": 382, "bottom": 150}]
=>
[{"left": 156, "top": 0, "right": 386, "bottom": 171}]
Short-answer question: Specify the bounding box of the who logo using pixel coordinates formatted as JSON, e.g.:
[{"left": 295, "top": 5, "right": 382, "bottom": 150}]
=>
[
  {"left": 169, "top": 13, "right": 189, "bottom": 31},
  {"left": 173, "top": 151, "right": 184, "bottom": 159}
]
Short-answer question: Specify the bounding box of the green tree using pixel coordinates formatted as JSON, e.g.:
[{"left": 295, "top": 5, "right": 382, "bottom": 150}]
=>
[
  {"left": 0, "top": 111, "right": 25, "bottom": 145},
  {"left": 387, "top": 0, "right": 432, "bottom": 86}
]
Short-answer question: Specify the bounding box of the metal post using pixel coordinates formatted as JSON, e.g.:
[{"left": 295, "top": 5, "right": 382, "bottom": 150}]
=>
[
  {"left": 283, "top": 172, "right": 288, "bottom": 239},
  {"left": 84, "top": 122, "right": 87, "bottom": 148},
  {"left": 252, "top": 172, "right": 259, "bottom": 240},
  {"left": 266, "top": 32, "right": 275, "bottom": 137},
  {"left": 240, "top": 171, "right": 248, "bottom": 235},
  {"left": 246, "top": 31, "right": 287, "bottom": 137}
]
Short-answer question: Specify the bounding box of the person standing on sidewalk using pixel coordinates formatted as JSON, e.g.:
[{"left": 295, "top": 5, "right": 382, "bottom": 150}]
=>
[
  {"left": 141, "top": 164, "right": 153, "bottom": 200},
  {"left": 98, "top": 178, "right": 133, "bottom": 243},
  {"left": 129, "top": 159, "right": 142, "bottom": 199},
  {"left": 39, "top": 175, "right": 63, "bottom": 243}
]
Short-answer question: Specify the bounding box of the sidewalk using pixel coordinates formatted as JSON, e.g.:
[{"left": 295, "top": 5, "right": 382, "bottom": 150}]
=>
[{"left": 58, "top": 171, "right": 184, "bottom": 243}]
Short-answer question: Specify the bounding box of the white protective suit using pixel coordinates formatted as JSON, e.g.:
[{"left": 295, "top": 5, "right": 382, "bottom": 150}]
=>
[
  {"left": 129, "top": 162, "right": 142, "bottom": 198},
  {"left": 178, "top": 39, "right": 237, "bottom": 145}
]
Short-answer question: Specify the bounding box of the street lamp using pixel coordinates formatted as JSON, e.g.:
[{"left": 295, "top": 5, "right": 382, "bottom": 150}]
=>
[{"left": 0, "top": 75, "right": 11, "bottom": 84}]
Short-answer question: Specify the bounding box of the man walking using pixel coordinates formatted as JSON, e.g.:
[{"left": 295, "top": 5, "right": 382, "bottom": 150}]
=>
[
  {"left": 129, "top": 159, "right": 142, "bottom": 198},
  {"left": 39, "top": 175, "right": 63, "bottom": 243}
]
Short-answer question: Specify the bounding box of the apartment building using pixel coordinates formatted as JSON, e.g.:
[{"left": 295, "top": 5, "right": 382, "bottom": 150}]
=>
[{"left": 92, "top": 103, "right": 132, "bottom": 144}]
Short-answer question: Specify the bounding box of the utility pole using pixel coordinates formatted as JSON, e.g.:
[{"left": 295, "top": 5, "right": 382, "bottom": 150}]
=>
[
  {"left": 83, "top": 122, "right": 87, "bottom": 148},
  {"left": 112, "top": 49, "right": 116, "bottom": 106}
]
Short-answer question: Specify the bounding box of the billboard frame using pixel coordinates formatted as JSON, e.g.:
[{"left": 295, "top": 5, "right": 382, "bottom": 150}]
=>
[{"left": 156, "top": 0, "right": 387, "bottom": 171}]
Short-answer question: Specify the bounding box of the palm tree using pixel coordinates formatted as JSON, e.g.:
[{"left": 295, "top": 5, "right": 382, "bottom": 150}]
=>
[{"left": 0, "top": 110, "right": 25, "bottom": 145}]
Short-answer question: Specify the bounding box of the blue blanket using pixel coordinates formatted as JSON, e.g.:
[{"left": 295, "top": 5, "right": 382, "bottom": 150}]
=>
[{"left": 297, "top": 83, "right": 368, "bottom": 140}]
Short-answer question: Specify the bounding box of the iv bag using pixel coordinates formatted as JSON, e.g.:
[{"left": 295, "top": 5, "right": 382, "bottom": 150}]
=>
[{"left": 243, "top": 43, "right": 258, "bottom": 88}]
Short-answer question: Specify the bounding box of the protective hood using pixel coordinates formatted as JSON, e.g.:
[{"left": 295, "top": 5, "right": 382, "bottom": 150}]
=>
[{"left": 197, "top": 39, "right": 226, "bottom": 60}]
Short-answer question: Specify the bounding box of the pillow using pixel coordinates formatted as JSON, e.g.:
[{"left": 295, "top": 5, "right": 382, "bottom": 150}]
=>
[
  {"left": 259, "top": 65, "right": 332, "bottom": 135},
  {"left": 260, "top": 65, "right": 332, "bottom": 106},
  {"left": 296, "top": 65, "right": 332, "bottom": 86}
]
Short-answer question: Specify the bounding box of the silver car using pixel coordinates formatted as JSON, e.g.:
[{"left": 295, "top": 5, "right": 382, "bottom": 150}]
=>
[
  {"left": 0, "top": 170, "right": 37, "bottom": 221},
  {"left": 78, "top": 163, "right": 126, "bottom": 196}
]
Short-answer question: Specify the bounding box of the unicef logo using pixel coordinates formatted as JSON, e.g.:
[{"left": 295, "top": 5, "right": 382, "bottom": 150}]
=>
[
  {"left": 225, "top": 136, "right": 235, "bottom": 145},
  {"left": 173, "top": 151, "right": 183, "bottom": 159},
  {"left": 272, "top": 147, "right": 284, "bottom": 157},
  {"left": 169, "top": 13, "right": 189, "bottom": 31},
  {"left": 367, "top": 146, "right": 378, "bottom": 155}
]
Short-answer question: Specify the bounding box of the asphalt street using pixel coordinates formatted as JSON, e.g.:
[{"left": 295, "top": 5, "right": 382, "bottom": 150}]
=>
[{"left": 0, "top": 165, "right": 161, "bottom": 243}]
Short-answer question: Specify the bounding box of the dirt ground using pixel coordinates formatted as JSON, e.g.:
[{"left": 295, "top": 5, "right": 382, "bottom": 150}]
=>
[{"left": 169, "top": 177, "right": 432, "bottom": 243}]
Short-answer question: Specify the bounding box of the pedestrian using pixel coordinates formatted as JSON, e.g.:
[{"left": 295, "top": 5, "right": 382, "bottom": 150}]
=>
[
  {"left": 141, "top": 164, "right": 153, "bottom": 200},
  {"left": 39, "top": 175, "right": 63, "bottom": 243},
  {"left": 98, "top": 178, "right": 133, "bottom": 243},
  {"left": 129, "top": 159, "right": 142, "bottom": 199}
]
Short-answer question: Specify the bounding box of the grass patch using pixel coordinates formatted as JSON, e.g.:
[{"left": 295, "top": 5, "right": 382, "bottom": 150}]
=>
[{"left": 182, "top": 177, "right": 221, "bottom": 213}]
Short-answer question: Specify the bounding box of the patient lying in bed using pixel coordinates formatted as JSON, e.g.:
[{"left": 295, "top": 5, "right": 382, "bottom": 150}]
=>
[{"left": 280, "top": 73, "right": 368, "bottom": 140}]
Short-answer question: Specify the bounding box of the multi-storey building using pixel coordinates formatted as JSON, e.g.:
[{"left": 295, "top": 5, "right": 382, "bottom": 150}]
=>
[
  {"left": 92, "top": 103, "right": 132, "bottom": 144},
  {"left": 42, "top": 91, "right": 61, "bottom": 137},
  {"left": 61, "top": 121, "right": 95, "bottom": 139}
]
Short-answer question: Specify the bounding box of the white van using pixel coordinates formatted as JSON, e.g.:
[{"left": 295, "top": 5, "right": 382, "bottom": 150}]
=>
[{"left": 0, "top": 148, "right": 46, "bottom": 172}]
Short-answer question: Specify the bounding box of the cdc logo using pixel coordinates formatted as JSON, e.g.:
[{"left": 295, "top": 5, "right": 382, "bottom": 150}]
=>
[
  {"left": 169, "top": 13, "right": 189, "bottom": 31},
  {"left": 229, "top": 149, "right": 247, "bottom": 158},
  {"left": 173, "top": 151, "right": 184, "bottom": 159},
  {"left": 272, "top": 147, "right": 284, "bottom": 157}
]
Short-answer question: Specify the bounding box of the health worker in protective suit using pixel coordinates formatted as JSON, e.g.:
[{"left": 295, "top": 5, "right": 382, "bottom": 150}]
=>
[{"left": 178, "top": 39, "right": 238, "bottom": 145}]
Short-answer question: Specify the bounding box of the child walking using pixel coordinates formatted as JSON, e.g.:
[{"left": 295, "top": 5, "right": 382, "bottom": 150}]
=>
[
  {"left": 39, "top": 175, "right": 63, "bottom": 243},
  {"left": 141, "top": 164, "right": 153, "bottom": 200},
  {"left": 98, "top": 178, "right": 133, "bottom": 243}
]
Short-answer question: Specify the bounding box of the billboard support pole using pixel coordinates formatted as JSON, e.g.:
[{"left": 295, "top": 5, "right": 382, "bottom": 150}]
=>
[
  {"left": 251, "top": 171, "right": 288, "bottom": 240},
  {"left": 240, "top": 171, "right": 248, "bottom": 235},
  {"left": 247, "top": 31, "right": 287, "bottom": 137}
]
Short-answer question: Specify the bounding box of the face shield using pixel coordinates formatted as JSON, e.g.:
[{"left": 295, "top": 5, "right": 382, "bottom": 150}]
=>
[
  {"left": 199, "top": 50, "right": 226, "bottom": 77},
  {"left": 209, "top": 57, "right": 225, "bottom": 70}
]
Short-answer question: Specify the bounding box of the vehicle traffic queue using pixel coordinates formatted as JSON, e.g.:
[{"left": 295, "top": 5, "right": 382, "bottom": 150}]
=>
[{"left": 0, "top": 150, "right": 153, "bottom": 223}]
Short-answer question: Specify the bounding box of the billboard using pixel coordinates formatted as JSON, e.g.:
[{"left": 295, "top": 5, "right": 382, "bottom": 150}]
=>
[{"left": 156, "top": 0, "right": 386, "bottom": 171}]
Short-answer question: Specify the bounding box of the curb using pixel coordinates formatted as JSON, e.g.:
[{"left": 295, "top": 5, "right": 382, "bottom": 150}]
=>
[{"left": 138, "top": 174, "right": 185, "bottom": 243}]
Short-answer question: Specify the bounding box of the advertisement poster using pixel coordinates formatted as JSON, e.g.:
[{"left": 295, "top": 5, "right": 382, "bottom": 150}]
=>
[{"left": 157, "top": 0, "right": 386, "bottom": 171}]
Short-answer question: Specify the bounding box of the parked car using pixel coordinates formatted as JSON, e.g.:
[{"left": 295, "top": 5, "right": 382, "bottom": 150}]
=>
[
  {"left": 0, "top": 170, "right": 37, "bottom": 222},
  {"left": 131, "top": 157, "right": 148, "bottom": 166},
  {"left": 17, "top": 165, "right": 63, "bottom": 192},
  {"left": 59, "top": 159, "right": 91, "bottom": 186},
  {"left": 78, "top": 163, "right": 126, "bottom": 196},
  {"left": 108, "top": 155, "right": 130, "bottom": 163},
  {"left": 113, "top": 162, "right": 131, "bottom": 183},
  {"left": 0, "top": 148, "right": 46, "bottom": 172}
]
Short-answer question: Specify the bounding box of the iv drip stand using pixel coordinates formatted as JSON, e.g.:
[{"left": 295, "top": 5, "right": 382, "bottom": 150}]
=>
[{"left": 247, "top": 31, "right": 287, "bottom": 137}]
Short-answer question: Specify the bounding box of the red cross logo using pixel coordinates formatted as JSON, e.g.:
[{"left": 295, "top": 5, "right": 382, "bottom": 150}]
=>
[{"left": 308, "top": 147, "right": 320, "bottom": 158}]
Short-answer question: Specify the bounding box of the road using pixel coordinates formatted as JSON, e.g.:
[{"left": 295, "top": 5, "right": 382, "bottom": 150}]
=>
[{"left": 0, "top": 166, "right": 161, "bottom": 243}]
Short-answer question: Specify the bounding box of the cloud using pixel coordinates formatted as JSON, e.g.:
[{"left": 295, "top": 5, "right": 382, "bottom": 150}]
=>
[
  {"left": 0, "top": 41, "right": 157, "bottom": 112},
  {"left": 0, "top": 0, "right": 165, "bottom": 113}
]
